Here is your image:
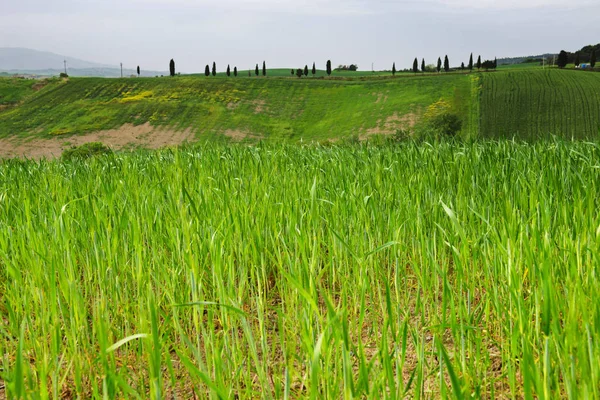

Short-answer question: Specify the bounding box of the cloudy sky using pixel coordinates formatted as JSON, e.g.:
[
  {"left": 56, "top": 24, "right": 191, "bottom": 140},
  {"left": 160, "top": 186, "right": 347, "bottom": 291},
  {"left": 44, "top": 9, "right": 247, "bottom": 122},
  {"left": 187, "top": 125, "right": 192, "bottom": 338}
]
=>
[{"left": 1, "top": 0, "right": 598, "bottom": 72}]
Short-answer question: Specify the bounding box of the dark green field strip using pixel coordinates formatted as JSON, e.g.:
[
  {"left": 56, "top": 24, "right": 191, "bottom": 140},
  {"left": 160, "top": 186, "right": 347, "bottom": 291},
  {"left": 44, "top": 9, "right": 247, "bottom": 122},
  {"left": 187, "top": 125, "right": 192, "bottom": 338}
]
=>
[
  {"left": 0, "top": 74, "right": 473, "bottom": 140},
  {"left": 480, "top": 69, "right": 600, "bottom": 139}
]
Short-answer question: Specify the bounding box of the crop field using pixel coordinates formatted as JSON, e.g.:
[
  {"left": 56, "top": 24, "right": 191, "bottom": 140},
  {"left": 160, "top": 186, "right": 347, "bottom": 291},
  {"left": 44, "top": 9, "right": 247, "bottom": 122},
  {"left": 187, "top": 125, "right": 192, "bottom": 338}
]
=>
[
  {"left": 480, "top": 69, "right": 600, "bottom": 140},
  {"left": 0, "top": 74, "right": 474, "bottom": 143},
  {"left": 1, "top": 141, "right": 599, "bottom": 398}
]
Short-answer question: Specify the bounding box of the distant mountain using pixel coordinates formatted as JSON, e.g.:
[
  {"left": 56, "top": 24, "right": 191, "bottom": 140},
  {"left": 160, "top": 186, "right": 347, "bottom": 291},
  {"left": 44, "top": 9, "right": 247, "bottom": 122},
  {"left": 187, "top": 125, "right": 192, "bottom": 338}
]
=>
[
  {"left": 497, "top": 54, "right": 556, "bottom": 65},
  {"left": 0, "top": 48, "right": 167, "bottom": 77}
]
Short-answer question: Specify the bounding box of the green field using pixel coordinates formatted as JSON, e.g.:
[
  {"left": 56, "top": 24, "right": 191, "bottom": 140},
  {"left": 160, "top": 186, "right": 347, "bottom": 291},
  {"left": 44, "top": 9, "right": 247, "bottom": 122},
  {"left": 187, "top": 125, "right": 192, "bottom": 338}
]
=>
[
  {"left": 0, "top": 74, "right": 475, "bottom": 141},
  {"left": 480, "top": 69, "right": 600, "bottom": 139},
  {"left": 1, "top": 141, "right": 599, "bottom": 398}
]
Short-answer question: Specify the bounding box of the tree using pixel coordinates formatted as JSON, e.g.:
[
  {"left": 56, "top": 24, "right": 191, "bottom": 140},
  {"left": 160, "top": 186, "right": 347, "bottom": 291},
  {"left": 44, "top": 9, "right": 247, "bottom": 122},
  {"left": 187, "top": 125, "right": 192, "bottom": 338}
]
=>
[
  {"left": 169, "top": 59, "right": 175, "bottom": 77},
  {"left": 291, "top": 69, "right": 294, "bottom": 76},
  {"left": 477, "top": 55, "right": 482, "bottom": 70},
  {"left": 262, "top": 61, "right": 267, "bottom": 76},
  {"left": 234, "top": 67, "right": 238, "bottom": 77},
  {"left": 255, "top": 64, "right": 259, "bottom": 76},
  {"left": 421, "top": 58, "right": 425, "bottom": 73},
  {"left": 444, "top": 55, "right": 449, "bottom": 72},
  {"left": 557, "top": 50, "right": 568, "bottom": 69},
  {"left": 392, "top": 62, "right": 396, "bottom": 76},
  {"left": 296, "top": 68, "right": 303, "bottom": 78},
  {"left": 461, "top": 62, "right": 465, "bottom": 70},
  {"left": 574, "top": 53, "right": 580, "bottom": 67},
  {"left": 227, "top": 65, "right": 231, "bottom": 77},
  {"left": 137, "top": 66, "right": 140, "bottom": 77},
  {"left": 481, "top": 60, "right": 497, "bottom": 70},
  {"left": 437, "top": 57, "right": 442, "bottom": 73},
  {"left": 591, "top": 49, "right": 597, "bottom": 68},
  {"left": 494, "top": 57, "right": 497, "bottom": 69},
  {"left": 312, "top": 62, "right": 316, "bottom": 76},
  {"left": 304, "top": 65, "right": 309, "bottom": 76},
  {"left": 326, "top": 60, "right": 332, "bottom": 76},
  {"left": 212, "top": 62, "right": 217, "bottom": 77},
  {"left": 412, "top": 58, "right": 418, "bottom": 74},
  {"left": 205, "top": 65, "right": 210, "bottom": 77},
  {"left": 468, "top": 53, "right": 473, "bottom": 71}
]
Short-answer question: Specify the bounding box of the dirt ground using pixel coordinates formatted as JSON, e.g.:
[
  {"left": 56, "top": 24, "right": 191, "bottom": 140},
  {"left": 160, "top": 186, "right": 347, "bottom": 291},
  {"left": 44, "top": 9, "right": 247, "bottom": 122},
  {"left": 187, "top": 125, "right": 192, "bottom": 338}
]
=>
[{"left": 0, "top": 123, "right": 197, "bottom": 160}]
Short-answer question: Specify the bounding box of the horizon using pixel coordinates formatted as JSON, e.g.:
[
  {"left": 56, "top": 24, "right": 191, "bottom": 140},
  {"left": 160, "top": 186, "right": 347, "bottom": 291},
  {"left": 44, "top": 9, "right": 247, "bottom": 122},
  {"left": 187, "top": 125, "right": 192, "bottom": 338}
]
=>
[{"left": 1, "top": 0, "right": 599, "bottom": 73}]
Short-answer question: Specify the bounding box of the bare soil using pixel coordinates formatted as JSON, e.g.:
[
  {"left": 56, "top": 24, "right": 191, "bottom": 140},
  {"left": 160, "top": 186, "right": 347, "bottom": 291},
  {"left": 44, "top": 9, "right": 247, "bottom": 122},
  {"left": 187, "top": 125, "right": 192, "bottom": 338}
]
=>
[{"left": 0, "top": 123, "right": 197, "bottom": 160}]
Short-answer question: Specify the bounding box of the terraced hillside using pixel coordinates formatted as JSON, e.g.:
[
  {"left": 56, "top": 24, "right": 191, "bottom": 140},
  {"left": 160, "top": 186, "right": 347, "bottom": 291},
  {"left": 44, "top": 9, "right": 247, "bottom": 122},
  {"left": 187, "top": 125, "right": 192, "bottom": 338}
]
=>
[
  {"left": 480, "top": 69, "right": 600, "bottom": 139},
  {"left": 0, "top": 74, "right": 474, "bottom": 144}
]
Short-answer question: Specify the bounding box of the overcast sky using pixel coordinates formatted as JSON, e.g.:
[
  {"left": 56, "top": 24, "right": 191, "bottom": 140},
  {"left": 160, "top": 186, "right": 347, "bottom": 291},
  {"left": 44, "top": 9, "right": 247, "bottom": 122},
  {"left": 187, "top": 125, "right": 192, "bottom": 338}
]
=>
[{"left": 1, "top": 0, "right": 598, "bottom": 72}]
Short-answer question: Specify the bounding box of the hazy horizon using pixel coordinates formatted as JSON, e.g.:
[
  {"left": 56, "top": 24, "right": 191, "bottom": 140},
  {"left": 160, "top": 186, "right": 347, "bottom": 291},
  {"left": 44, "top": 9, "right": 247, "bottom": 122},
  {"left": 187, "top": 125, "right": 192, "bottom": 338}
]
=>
[{"left": 1, "top": 0, "right": 599, "bottom": 73}]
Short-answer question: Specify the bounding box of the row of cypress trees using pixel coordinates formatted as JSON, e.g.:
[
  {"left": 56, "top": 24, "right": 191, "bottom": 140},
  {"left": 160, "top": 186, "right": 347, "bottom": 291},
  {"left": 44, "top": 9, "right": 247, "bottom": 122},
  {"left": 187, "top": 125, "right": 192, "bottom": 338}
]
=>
[{"left": 167, "top": 55, "right": 501, "bottom": 78}]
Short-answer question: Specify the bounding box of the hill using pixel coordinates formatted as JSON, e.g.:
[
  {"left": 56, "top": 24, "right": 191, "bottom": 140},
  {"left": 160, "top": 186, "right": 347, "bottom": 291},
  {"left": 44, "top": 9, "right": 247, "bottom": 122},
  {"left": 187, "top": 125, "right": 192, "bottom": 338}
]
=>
[
  {"left": 480, "top": 69, "right": 600, "bottom": 140},
  {"left": 0, "top": 48, "right": 167, "bottom": 77},
  {"left": 0, "top": 73, "right": 476, "bottom": 157}
]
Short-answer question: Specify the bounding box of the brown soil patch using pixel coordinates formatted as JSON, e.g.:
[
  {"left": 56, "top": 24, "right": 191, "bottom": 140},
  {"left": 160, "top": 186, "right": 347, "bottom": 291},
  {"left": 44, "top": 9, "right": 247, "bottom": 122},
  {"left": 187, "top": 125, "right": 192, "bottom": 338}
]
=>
[
  {"left": 360, "top": 111, "right": 421, "bottom": 140},
  {"left": 32, "top": 81, "right": 49, "bottom": 91},
  {"left": 0, "top": 123, "right": 197, "bottom": 160},
  {"left": 251, "top": 99, "right": 267, "bottom": 114},
  {"left": 223, "top": 129, "right": 264, "bottom": 141}
]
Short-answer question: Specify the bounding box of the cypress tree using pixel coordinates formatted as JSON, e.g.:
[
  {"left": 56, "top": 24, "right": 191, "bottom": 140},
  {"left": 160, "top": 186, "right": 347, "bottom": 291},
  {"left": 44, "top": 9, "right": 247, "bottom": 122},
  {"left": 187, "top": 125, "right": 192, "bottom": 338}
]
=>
[
  {"left": 312, "top": 62, "right": 316, "bottom": 76},
  {"left": 262, "top": 61, "right": 267, "bottom": 76},
  {"left": 437, "top": 57, "right": 442, "bottom": 73},
  {"left": 227, "top": 65, "right": 231, "bottom": 77},
  {"left": 477, "top": 55, "right": 482, "bottom": 70},
  {"left": 461, "top": 62, "right": 465, "bottom": 70},
  {"left": 591, "top": 49, "right": 597, "bottom": 68},
  {"left": 137, "top": 66, "right": 140, "bottom": 76},
  {"left": 444, "top": 55, "right": 449, "bottom": 72},
  {"left": 412, "top": 58, "right": 418, "bottom": 74},
  {"left": 212, "top": 62, "right": 217, "bottom": 76},
  {"left": 291, "top": 69, "right": 295, "bottom": 76},
  {"left": 557, "top": 51, "right": 568, "bottom": 68},
  {"left": 255, "top": 64, "right": 259, "bottom": 76},
  {"left": 468, "top": 53, "right": 473, "bottom": 71},
  {"left": 169, "top": 59, "right": 175, "bottom": 77},
  {"left": 304, "top": 65, "right": 309, "bottom": 76},
  {"left": 205, "top": 65, "right": 210, "bottom": 77},
  {"left": 574, "top": 53, "right": 580, "bottom": 67},
  {"left": 494, "top": 57, "right": 497, "bottom": 69},
  {"left": 392, "top": 62, "right": 396, "bottom": 76},
  {"left": 234, "top": 67, "right": 238, "bottom": 77},
  {"left": 326, "top": 60, "right": 332, "bottom": 76},
  {"left": 421, "top": 58, "right": 425, "bottom": 73}
]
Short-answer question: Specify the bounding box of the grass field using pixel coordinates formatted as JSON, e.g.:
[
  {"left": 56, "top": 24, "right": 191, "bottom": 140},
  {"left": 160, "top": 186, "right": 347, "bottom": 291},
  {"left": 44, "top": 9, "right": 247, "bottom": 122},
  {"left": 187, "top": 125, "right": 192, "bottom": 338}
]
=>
[
  {"left": 480, "top": 69, "right": 600, "bottom": 139},
  {"left": 0, "top": 74, "right": 475, "bottom": 142},
  {"left": 1, "top": 141, "right": 599, "bottom": 398}
]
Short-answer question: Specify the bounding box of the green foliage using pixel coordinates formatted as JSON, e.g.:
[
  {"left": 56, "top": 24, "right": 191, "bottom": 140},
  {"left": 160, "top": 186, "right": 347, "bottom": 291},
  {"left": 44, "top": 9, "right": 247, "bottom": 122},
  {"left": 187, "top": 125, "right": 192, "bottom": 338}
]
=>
[
  {"left": 234, "top": 67, "right": 238, "bottom": 77},
  {"left": 304, "top": 65, "right": 309, "bottom": 76},
  {"left": 59, "top": 72, "right": 69, "bottom": 78},
  {"left": 468, "top": 53, "right": 473, "bottom": 71},
  {"left": 205, "top": 65, "right": 210, "bottom": 77},
  {"left": 481, "top": 60, "right": 497, "bottom": 70},
  {"left": 212, "top": 62, "right": 217, "bottom": 77},
  {"left": 557, "top": 51, "right": 568, "bottom": 68},
  {"left": 480, "top": 69, "right": 600, "bottom": 139},
  {"left": 592, "top": 50, "right": 597, "bottom": 68},
  {"left": 1, "top": 141, "right": 599, "bottom": 398},
  {"left": 421, "top": 58, "right": 425, "bottom": 73},
  {"left": 262, "top": 61, "right": 266, "bottom": 77},
  {"left": 437, "top": 57, "right": 442, "bottom": 73},
  {"left": 392, "top": 62, "right": 396, "bottom": 76},
  {"left": 326, "top": 60, "right": 332, "bottom": 76},
  {"left": 444, "top": 55, "right": 450, "bottom": 72},
  {"left": 412, "top": 58, "right": 418, "bottom": 73},
  {"left": 477, "top": 55, "right": 481, "bottom": 70},
  {"left": 423, "top": 98, "right": 462, "bottom": 136},
  {"left": 255, "top": 64, "right": 259, "bottom": 76},
  {"left": 295, "top": 68, "right": 303, "bottom": 78},
  {"left": 312, "top": 62, "right": 316, "bottom": 76},
  {"left": 226, "top": 65, "right": 231, "bottom": 77},
  {"left": 0, "top": 78, "right": 53, "bottom": 105},
  {"left": 61, "top": 141, "right": 112, "bottom": 161}
]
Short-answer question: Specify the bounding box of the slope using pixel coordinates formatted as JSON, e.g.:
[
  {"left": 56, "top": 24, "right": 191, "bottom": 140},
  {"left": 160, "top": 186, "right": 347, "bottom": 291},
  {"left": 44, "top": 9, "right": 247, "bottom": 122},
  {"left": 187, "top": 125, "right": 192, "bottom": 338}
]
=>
[{"left": 480, "top": 69, "right": 600, "bottom": 139}]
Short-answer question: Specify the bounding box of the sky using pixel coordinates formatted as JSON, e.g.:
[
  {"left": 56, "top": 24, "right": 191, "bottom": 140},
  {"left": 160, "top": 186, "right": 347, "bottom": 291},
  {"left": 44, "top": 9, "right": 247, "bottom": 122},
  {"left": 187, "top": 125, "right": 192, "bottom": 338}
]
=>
[{"left": 1, "top": 0, "right": 598, "bottom": 73}]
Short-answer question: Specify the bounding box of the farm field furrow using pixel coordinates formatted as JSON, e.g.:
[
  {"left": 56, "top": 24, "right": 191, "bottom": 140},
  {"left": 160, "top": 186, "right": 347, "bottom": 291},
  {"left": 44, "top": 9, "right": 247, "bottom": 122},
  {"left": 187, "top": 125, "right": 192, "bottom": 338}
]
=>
[
  {"left": 1, "top": 142, "right": 599, "bottom": 398},
  {"left": 480, "top": 69, "right": 600, "bottom": 139}
]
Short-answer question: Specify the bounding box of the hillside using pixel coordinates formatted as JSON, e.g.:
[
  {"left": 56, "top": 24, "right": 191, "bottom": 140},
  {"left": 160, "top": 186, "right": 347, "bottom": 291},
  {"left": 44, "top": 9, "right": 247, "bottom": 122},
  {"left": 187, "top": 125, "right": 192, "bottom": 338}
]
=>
[
  {"left": 0, "top": 74, "right": 475, "bottom": 156},
  {"left": 480, "top": 69, "right": 600, "bottom": 139}
]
